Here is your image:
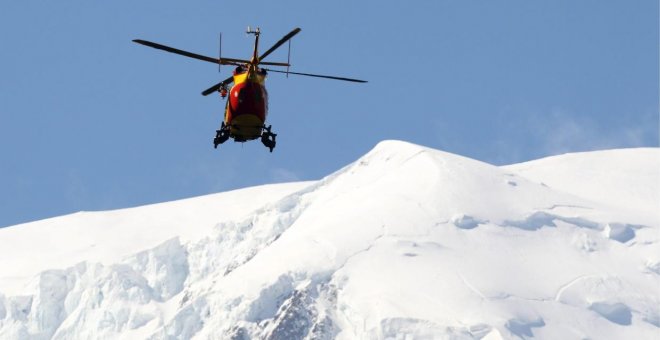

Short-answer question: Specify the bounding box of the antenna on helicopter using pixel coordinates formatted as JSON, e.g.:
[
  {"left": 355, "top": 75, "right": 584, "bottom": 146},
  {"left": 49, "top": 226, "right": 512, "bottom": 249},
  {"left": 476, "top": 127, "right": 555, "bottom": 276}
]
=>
[
  {"left": 286, "top": 39, "right": 291, "bottom": 78},
  {"left": 218, "top": 33, "right": 227, "bottom": 98}
]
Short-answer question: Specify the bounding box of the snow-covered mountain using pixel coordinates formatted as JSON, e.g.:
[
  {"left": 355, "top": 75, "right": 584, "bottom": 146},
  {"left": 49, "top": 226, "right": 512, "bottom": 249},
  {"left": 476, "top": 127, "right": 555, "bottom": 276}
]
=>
[{"left": 0, "top": 141, "right": 658, "bottom": 339}]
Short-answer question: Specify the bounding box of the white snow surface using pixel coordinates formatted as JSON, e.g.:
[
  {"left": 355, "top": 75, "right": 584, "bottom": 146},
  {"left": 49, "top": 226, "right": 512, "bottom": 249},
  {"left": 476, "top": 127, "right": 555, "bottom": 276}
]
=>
[{"left": 0, "top": 140, "right": 658, "bottom": 339}]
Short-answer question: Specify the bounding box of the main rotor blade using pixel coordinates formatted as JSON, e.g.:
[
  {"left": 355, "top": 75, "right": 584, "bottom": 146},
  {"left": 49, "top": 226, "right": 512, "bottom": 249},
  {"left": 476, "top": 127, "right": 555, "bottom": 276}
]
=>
[
  {"left": 201, "top": 75, "right": 234, "bottom": 96},
  {"left": 133, "top": 39, "right": 242, "bottom": 66},
  {"left": 258, "top": 28, "right": 301, "bottom": 62},
  {"left": 263, "top": 68, "right": 367, "bottom": 83},
  {"left": 259, "top": 61, "right": 292, "bottom": 67},
  {"left": 220, "top": 57, "right": 251, "bottom": 64}
]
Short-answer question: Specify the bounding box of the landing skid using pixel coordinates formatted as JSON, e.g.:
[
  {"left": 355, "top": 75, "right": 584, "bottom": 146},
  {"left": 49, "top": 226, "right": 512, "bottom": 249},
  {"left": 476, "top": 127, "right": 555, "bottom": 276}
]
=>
[
  {"left": 213, "top": 122, "right": 230, "bottom": 149},
  {"left": 261, "top": 125, "right": 277, "bottom": 152},
  {"left": 213, "top": 123, "right": 277, "bottom": 152}
]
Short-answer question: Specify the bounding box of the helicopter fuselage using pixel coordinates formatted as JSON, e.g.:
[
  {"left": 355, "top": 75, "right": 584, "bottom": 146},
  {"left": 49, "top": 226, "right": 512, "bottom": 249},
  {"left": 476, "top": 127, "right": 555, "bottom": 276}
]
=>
[{"left": 225, "top": 68, "right": 269, "bottom": 142}]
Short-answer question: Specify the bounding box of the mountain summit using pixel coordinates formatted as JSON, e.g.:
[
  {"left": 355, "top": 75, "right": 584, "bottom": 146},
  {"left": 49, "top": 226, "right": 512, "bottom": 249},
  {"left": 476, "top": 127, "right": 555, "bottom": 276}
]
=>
[{"left": 1, "top": 141, "right": 658, "bottom": 339}]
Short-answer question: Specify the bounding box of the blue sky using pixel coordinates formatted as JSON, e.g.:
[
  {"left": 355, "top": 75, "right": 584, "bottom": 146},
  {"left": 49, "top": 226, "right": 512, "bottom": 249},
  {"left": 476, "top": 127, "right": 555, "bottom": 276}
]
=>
[{"left": 1, "top": 0, "right": 657, "bottom": 227}]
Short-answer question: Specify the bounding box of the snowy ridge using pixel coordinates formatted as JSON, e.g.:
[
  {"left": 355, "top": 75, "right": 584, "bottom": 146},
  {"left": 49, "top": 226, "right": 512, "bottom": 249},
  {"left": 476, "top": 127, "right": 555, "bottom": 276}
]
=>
[
  {"left": 0, "top": 140, "right": 658, "bottom": 339},
  {"left": 504, "top": 148, "right": 659, "bottom": 217}
]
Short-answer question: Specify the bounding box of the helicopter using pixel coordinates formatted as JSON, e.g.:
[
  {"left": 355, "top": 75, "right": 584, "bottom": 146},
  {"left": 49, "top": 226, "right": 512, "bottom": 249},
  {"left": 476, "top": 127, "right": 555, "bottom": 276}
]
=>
[{"left": 133, "top": 27, "right": 367, "bottom": 152}]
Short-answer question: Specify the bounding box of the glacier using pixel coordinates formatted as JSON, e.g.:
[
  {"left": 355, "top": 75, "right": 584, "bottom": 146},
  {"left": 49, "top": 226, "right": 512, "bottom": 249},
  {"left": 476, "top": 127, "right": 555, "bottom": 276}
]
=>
[{"left": 0, "top": 140, "right": 658, "bottom": 339}]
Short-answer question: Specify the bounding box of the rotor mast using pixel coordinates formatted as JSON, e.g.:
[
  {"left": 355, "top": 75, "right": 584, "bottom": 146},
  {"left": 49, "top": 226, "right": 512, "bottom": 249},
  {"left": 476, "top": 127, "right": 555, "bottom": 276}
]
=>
[{"left": 247, "top": 26, "right": 261, "bottom": 67}]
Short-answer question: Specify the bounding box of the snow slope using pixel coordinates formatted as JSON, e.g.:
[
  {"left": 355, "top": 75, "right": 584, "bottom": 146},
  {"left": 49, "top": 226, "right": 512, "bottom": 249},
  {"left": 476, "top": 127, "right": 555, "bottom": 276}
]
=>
[
  {"left": 0, "top": 141, "right": 658, "bottom": 339},
  {"left": 0, "top": 183, "right": 311, "bottom": 296}
]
